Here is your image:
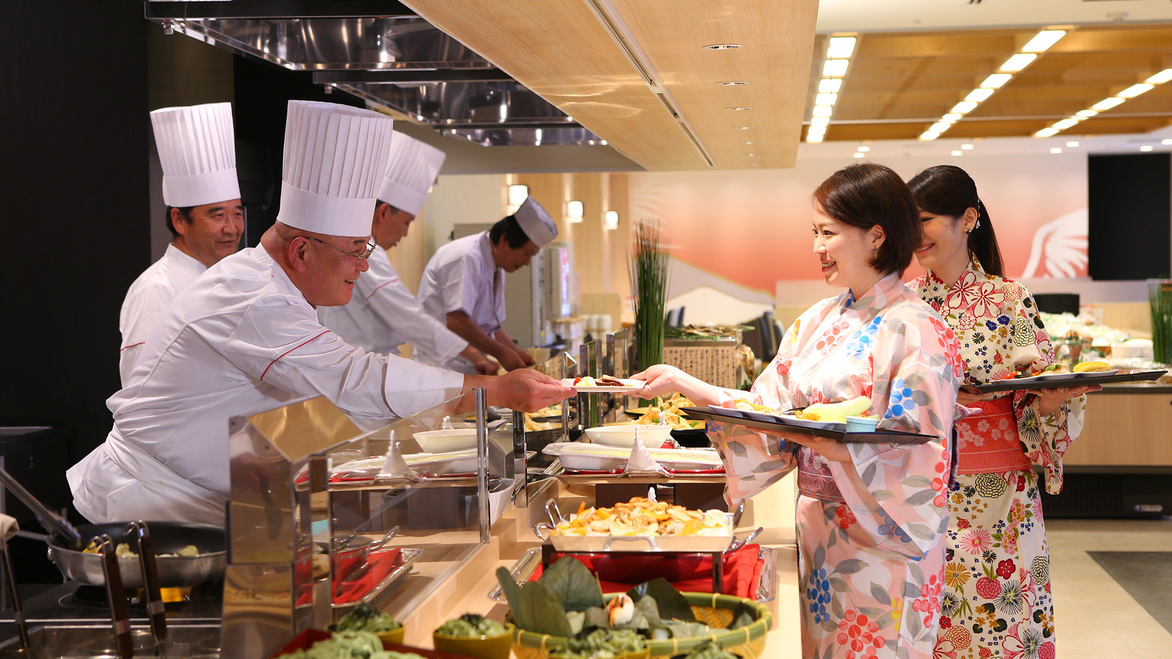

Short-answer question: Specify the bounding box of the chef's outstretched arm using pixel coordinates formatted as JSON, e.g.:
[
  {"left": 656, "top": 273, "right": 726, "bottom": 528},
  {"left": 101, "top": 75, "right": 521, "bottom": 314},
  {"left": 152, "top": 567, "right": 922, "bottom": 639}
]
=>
[
  {"left": 447, "top": 311, "right": 527, "bottom": 371},
  {"left": 464, "top": 369, "right": 575, "bottom": 413}
]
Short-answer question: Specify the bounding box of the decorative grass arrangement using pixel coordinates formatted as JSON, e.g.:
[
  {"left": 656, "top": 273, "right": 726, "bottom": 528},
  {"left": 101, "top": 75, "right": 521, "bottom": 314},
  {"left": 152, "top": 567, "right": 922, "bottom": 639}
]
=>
[
  {"left": 629, "top": 220, "right": 671, "bottom": 371},
  {"left": 1150, "top": 280, "right": 1172, "bottom": 365}
]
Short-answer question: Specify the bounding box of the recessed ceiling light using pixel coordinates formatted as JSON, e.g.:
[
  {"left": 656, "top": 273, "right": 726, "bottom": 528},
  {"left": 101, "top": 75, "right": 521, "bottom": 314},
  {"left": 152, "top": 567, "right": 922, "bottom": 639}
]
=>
[
  {"left": 1066, "top": 141, "right": 1080, "bottom": 148},
  {"left": 999, "top": 53, "right": 1037, "bottom": 73},
  {"left": 1140, "top": 145, "right": 1154, "bottom": 152},
  {"left": 930, "top": 121, "right": 952, "bottom": 134},
  {"left": 853, "top": 152, "right": 865, "bottom": 158},
  {"left": 1076, "top": 109, "right": 1098, "bottom": 118},
  {"left": 1021, "top": 30, "right": 1066, "bottom": 53},
  {"left": 920, "top": 130, "right": 940, "bottom": 141},
  {"left": 822, "top": 59, "right": 849, "bottom": 77},
  {"left": 734, "top": 125, "right": 757, "bottom": 130},
  {"left": 857, "top": 146, "right": 870, "bottom": 152},
  {"left": 745, "top": 153, "right": 759, "bottom": 157},
  {"left": 1050, "top": 147, "right": 1063, "bottom": 154},
  {"left": 1163, "top": 139, "right": 1172, "bottom": 146},
  {"left": 742, "top": 140, "right": 759, "bottom": 145},
  {"left": 951, "top": 150, "right": 963, "bottom": 157},
  {"left": 702, "top": 43, "right": 742, "bottom": 50},
  {"left": 811, "top": 105, "right": 833, "bottom": 118},
  {"left": 716, "top": 80, "right": 748, "bottom": 86},
  {"left": 815, "top": 93, "right": 838, "bottom": 106},
  {"left": 1147, "top": 69, "right": 1172, "bottom": 85},
  {"left": 827, "top": 36, "right": 857, "bottom": 59},
  {"left": 725, "top": 106, "right": 753, "bottom": 111},
  {"left": 809, "top": 116, "right": 830, "bottom": 126},
  {"left": 961, "top": 144, "right": 974, "bottom": 150},
  {"left": 1035, "top": 127, "right": 1059, "bottom": 138},
  {"left": 943, "top": 113, "right": 962, "bottom": 123},
  {"left": 951, "top": 101, "right": 978, "bottom": 115},
  {"left": 807, "top": 124, "right": 827, "bottom": 137},
  {"left": 818, "top": 78, "right": 843, "bottom": 93},
  {"left": 806, "top": 133, "right": 824, "bottom": 143},
  {"left": 1053, "top": 118, "right": 1079, "bottom": 130},
  {"left": 965, "top": 88, "right": 994, "bottom": 103}
]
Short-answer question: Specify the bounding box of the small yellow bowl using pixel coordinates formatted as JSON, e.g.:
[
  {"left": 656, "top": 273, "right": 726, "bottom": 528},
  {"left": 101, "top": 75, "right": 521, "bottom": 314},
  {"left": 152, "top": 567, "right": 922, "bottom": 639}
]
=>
[
  {"left": 376, "top": 626, "right": 405, "bottom": 646},
  {"left": 433, "top": 621, "right": 515, "bottom": 659}
]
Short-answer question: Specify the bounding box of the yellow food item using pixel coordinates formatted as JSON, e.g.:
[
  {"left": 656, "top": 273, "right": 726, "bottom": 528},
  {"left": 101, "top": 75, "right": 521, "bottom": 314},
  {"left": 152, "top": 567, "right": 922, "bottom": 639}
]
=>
[
  {"left": 1073, "top": 361, "right": 1111, "bottom": 373},
  {"left": 553, "top": 497, "right": 727, "bottom": 538},
  {"left": 731, "top": 399, "right": 774, "bottom": 413},
  {"left": 82, "top": 539, "right": 200, "bottom": 558},
  {"left": 635, "top": 393, "right": 704, "bottom": 430},
  {"left": 799, "top": 396, "right": 871, "bottom": 423}
]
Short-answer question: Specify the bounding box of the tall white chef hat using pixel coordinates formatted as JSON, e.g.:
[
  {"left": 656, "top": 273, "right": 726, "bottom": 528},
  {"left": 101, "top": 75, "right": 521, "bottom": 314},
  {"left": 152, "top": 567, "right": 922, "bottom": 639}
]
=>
[
  {"left": 377, "top": 131, "right": 446, "bottom": 216},
  {"left": 514, "top": 197, "right": 558, "bottom": 247},
  {"left": 150, "top": 102, "right": 240, "bottom": 208},
  {"left": 276, "top": 100, "right": 394, "bottom": 237}
]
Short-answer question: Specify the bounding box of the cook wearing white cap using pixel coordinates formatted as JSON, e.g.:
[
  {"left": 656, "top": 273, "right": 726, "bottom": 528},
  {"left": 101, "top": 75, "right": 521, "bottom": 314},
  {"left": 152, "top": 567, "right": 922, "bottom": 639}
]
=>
[
  {"left": 319, "top": 131, "right": 497, "bottom": 374},
  {"left": 415, "top": 196, "right": 558, "bottom": 374},
  {"left": 117, "top": 102, "right": 244, "bottom": 387},
  {"left": 68, "top": 101, "right": 573, "bottom": 525}
]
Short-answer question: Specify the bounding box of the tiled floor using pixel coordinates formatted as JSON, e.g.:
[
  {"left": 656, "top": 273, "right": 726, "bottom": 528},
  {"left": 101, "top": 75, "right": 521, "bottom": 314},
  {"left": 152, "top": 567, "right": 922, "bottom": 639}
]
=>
[{"left": 748, "top": 476, "right": 1172, "bottom": 658}]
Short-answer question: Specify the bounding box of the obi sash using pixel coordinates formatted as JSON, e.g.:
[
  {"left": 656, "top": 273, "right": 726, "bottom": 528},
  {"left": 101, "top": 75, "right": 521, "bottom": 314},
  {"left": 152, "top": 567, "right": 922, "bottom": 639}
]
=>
[
  {"left": 955, "top": 396, "right": 1032, "bottom": 474},
  {"left": 796, "top": 447, "right": 844, "bottom": 503}
]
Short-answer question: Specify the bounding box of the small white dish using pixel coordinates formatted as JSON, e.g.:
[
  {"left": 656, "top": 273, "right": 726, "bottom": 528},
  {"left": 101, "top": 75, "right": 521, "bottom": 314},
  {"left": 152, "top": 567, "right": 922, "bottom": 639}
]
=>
[
  {"left": 844, "top": 416, "right": 880, "bottom": 433},
  {"left": 583, "top": 424, "right": 672, "bottom": 448},
  {"left": 413, "top": 428, "right": 479, "bottom": 453}
]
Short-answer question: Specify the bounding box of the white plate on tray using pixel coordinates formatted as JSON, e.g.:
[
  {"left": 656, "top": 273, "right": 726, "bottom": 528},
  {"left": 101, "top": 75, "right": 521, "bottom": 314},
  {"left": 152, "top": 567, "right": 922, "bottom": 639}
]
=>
[
  {"left": 542, "top": 442, "right": 723, "bottom": 471},
  {"left": 561, "top": 378, "right": 646, "bottom": 393},
  {"left": 332, "top": 449, "right": 479, "bottom": 478}
]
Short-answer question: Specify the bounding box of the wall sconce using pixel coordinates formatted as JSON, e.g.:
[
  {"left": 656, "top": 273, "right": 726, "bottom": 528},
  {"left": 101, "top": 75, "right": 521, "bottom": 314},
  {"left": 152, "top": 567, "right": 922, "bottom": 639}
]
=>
[
  {"left": 566, "top": 200, "right": 584, "bottom": 223},
  {"left": 507, "top": 184, "right": 529, "bottom": 209},
  {"left": 603, "top": 210, "right": 620, "bottom": 230}
]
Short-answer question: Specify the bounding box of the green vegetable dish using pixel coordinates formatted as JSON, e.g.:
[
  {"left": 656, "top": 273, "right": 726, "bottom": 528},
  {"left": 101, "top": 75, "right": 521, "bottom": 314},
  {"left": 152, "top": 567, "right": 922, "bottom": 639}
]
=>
[
  {"left": 548, "top": 628, "right": 646, "bottom": 658},
  {"left": 434, "top": 613, "right": 509, "bottom": 638},
  {"left": 330, "top": 603, "right": 402, "bottom": 633},
  {"left": 276, "top": 630, "right": 423, "bottom": 659},
  {"left": 677, "top": 639, "right": 739, "bottom": 659}
]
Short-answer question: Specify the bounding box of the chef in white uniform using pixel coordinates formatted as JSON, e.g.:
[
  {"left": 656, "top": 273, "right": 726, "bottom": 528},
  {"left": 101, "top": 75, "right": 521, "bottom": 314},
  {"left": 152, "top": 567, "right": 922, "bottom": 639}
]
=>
[
  {"left": 318, "top": 131, "right": 497, "bottom": 374},
  {"left": 415, "top": 197, "right": 556, "bottom": 374},
  {"left": 68, "top": 101, "right": 573, "bottom": 526},
  {"left": 118, "top": 102, "right": 243, "bottom": 387}
]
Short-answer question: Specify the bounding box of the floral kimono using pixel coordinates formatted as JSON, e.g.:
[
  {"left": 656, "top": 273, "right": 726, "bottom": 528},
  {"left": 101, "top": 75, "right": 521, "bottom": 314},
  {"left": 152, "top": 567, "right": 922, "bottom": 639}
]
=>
[
  {"left": 913, "top": 254, "right": 1086, "bottom": 659},
  {"left": 708, "top": 273, "right": 964, "bottom": 659}
]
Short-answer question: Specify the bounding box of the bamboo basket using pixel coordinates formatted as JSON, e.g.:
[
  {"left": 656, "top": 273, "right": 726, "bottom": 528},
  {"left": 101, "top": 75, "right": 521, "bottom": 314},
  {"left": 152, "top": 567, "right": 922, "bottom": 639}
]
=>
[{"left": 511, "top": 592, "right": 772, "bottom": 659}]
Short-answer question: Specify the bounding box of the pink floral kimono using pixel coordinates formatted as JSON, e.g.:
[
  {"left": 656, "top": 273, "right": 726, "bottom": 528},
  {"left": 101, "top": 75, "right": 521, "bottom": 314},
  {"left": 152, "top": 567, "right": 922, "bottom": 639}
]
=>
[
  {"left": 913, "top": 255, "right": 1086, "bottom": 659},
  {"left": 708, "top": 273, "right": 965, "bottom": 659}
]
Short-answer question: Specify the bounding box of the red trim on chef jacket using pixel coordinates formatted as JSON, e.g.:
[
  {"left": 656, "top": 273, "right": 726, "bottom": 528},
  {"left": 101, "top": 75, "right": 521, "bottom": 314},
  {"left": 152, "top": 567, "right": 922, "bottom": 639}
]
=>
[
  {"left": 364, "top": 279, "right": 399, "bottom": 301},
  {"left": 261, "top": 330, "right": 331, "bottom": 381},
  {"left": 120, "top": 342, "right": 146, "bottom": 352}
]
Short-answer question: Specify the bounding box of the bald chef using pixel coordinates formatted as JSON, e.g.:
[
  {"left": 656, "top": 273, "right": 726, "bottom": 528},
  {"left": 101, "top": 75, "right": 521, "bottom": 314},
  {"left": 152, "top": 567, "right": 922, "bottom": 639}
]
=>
[
  {"left": 318, "top": 131, "right": 497, "bottom": 374},
  {"left": 415, "top": 197, "right": 556, "bottom": 374},
  {"left": 119, "top": 102, "right": 243, "bottom": 387},
  {"left": 68, "top": 101, "right": 574, "bottom": 525}
]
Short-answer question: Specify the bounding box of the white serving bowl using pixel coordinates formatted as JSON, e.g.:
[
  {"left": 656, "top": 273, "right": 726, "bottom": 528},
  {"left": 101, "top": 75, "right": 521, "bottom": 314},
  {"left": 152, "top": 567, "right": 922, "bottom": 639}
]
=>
[
  {"left": 414, "top": 428, "right": 479, "bottom": 453},
  {"left": 583, "top": 424, "right": 672, "bottom": 448}
]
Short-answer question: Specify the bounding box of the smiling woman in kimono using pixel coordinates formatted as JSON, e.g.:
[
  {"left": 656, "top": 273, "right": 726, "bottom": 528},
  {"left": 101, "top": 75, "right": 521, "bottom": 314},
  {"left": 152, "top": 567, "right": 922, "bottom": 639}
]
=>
[
  {"left": 908, "top": 165, "right": 1098, "bottom": 659},
  {"left": 636, "top": 163, "right": 965, "bottom": 659}
]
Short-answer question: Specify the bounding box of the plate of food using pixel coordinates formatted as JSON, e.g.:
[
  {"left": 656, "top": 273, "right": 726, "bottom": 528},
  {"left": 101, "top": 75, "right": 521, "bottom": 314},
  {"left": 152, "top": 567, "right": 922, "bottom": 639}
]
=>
[
  {"left": 562, "top": 375, "right": 646, "bottom": 393},
  {"left": 541, "top": 443, "right": 723, "bottom": 471},
  {"left": 973, "top": 362, "right": 1161, "bottom": 392}
]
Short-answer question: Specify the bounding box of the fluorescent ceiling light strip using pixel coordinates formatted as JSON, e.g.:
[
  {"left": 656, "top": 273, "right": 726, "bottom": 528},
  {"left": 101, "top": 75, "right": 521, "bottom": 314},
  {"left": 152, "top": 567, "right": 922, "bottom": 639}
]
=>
[
  {"left": 1022, "top": 30, "right": 1066, "bottom": 53},
  {"left": 1147, "top": 69, "right": 1172, "bottom": 85},
  {"left": 965, "top": 88, "right": 994, "bottom": 103},
  {"left": 1118, "top": 83, "right": 1153, "bottom": 99},
  {"left": 806, "top": 133, "right": 824, "bottom": 143},
  {"left": 583, "top": 0, "right": 715, "bottom": 167},
  {"left": 823, "top": 59, "right": 849, "bottom": 77},
  {"left": 980, "top": 73, "right": 1012, "bottom": 89},
  {"left": 1035, "top": 127, "right": 1059, "bottom": 138},
  {"left": 827, "top": 36, "right": 856, "bottom": 59},
  {"left": 999, "top": 53, "right": 1037, "bottom": 73},
  {"left": 951, "top": 101, "right": 978, "bottom": 114},
  {"left": 815, "top": 93, "right": 838, "bottom": 106},
  {"left": 1092, "top": 97, "right": 1125, "bottom": 111},
  {"left": 818, "top": 78, "right": 842, "bottom": 93}
]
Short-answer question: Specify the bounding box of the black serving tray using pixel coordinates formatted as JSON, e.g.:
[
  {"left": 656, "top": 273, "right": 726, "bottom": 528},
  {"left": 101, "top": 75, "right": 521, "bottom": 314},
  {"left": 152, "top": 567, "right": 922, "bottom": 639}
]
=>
[
  {"left": 680, "top": 407, "right": 937, "bottom": 445},
  {"left": 972, "top": 368, "right": 1166, "bottom": 393}
]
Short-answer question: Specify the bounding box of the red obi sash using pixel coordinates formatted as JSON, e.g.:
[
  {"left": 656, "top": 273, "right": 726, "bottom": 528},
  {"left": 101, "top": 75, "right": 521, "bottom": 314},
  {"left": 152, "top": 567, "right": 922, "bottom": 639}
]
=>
[
  {"left": 955, "top": 397, "right": 1032, "bottom": 474},
  {"left": 796, "top": 447, "right": 844, "bottom": 503}
]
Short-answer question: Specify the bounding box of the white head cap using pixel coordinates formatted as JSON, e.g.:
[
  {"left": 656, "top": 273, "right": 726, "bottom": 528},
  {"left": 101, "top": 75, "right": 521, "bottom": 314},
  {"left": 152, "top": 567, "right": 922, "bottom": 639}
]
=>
[
  {"left": 150, "top": 102, "right": 240, "bottom": 208},
  {"left": 276, "top": 101, "right": 394, "bottom": 237},
  {"left": 514, "top": 197, "right": 558, "bottom": 247},
  {"left": 377, "top": 131, "right": 446, "bottom": 216}
]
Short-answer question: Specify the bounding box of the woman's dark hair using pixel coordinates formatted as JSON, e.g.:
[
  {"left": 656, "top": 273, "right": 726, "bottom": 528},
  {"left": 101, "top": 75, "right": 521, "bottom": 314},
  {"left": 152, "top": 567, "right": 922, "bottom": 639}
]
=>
[
  {"left": 165, "top": 206, "right": 194, "bottom": 239},
  {"left": 489, "top": 214, "right": 531, "bottom": 249},
  {"left": 908, "top": 165, "right": 1004, "bottom": 276},
  {"left": 812, "top": 162, "right": 920, "bottom": 276}
]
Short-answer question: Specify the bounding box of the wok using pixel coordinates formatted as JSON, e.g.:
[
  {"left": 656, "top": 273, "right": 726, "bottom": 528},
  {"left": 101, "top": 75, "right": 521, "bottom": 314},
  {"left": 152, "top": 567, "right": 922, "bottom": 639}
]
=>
[{"left": 46, "top": 521, "right": 226, "bottom": 589}]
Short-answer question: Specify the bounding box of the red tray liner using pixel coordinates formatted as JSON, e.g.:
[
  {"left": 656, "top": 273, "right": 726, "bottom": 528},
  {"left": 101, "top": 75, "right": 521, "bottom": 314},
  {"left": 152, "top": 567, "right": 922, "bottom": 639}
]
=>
[
  {"left": 530, "top": 543, "right": 763, "bottom": 600},
  {"left": 294, "top": 548, "right": 404, "bottom": 605}
]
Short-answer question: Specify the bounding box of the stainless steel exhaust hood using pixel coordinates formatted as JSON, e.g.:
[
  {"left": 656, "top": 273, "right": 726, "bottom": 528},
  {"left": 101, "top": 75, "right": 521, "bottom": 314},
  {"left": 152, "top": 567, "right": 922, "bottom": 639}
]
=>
[{"left": 144, "top": 1, "right": 606, "bottom": 147}]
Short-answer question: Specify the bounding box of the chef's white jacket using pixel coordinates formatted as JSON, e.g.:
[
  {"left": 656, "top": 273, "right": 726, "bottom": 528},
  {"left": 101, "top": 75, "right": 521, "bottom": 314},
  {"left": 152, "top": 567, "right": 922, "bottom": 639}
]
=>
[
  {"left": 317, "top": 246, "right": 468, "bottom": 363},
  {"left": 415, "top": 232, "right": 505, "bottom": 373},
  {"left": 118, "top": 244, "right": 206, "bottom": 388},
  {"left": 68, "top": 246, "right": 463, "bottom": 525}
]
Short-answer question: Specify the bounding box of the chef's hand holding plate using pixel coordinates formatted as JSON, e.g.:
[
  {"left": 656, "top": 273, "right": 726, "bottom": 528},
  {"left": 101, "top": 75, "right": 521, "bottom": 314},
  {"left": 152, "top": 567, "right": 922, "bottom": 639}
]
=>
[
  {"left": 631, "top": 364, "right": 721, "bottom": 407},
  {"left": 481, "top": 368, "right": 576, "bottom": 412}
]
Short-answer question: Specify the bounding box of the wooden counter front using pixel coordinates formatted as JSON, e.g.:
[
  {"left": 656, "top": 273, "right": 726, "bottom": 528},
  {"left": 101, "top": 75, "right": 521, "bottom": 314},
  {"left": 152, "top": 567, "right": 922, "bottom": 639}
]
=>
[{"left": 1063, "top": 387, "right": 1172, "bottom": 466}]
